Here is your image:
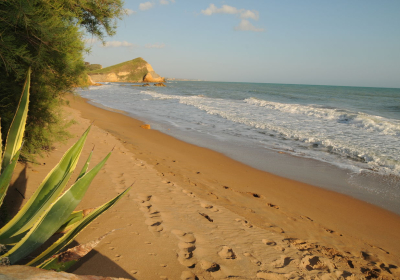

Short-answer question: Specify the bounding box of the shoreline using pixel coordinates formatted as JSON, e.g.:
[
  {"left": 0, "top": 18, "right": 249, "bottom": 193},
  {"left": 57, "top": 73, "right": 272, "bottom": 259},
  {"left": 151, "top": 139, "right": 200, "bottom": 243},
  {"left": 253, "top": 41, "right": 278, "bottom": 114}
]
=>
[
  {"left": 9, "top": 93, "right": 398, "bottom": 278},
  {"left": 79, "top": 82, "right": 400, "bottom": 216},
  {"left": 67, "top": 94, "right": 400, "bottom": 252}
]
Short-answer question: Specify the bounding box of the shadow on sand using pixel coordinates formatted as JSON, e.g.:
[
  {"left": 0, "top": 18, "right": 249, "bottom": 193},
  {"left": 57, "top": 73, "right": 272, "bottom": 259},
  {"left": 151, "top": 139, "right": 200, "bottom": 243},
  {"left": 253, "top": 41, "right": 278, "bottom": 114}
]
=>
[
  {"left": 68, "top": 241, "right": 135, "bottom": 279},
  {"left": 2, "top": 166, "right": 134, "bottom": 279}
]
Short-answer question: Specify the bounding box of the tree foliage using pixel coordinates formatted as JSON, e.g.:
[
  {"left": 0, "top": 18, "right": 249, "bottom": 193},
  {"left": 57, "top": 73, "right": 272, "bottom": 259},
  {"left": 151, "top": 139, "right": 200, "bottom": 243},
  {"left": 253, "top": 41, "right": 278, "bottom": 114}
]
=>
[{"left": 0, "top": 0, "right": 125, "bottom": 157}]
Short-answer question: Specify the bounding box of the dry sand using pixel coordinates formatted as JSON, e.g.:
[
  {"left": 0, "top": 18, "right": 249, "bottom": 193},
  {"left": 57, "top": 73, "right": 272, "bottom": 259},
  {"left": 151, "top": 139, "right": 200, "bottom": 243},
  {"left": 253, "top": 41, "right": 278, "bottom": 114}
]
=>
[{"left": 6, "top": 93, "right": 400, "bottom": 279}]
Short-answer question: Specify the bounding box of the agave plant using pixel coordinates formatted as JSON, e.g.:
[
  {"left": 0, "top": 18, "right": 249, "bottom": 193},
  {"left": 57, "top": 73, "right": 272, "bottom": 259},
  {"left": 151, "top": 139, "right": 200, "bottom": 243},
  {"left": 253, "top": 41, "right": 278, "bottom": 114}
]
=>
[{"left": 0, "top": 69, "right": 130, "bottom": 271}]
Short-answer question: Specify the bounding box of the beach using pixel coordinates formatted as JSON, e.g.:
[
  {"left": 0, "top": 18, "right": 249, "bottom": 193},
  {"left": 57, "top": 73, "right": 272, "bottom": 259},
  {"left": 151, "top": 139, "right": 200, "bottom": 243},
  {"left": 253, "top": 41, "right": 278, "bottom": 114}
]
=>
[{"left": 8, "top": 93, "right": 400, "bottom": 279}]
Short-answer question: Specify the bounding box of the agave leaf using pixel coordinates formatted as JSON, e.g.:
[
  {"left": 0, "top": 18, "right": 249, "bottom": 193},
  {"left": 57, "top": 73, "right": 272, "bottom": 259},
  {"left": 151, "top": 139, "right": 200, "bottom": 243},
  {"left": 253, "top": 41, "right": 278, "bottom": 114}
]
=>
[
  {"left": 2, "top": 152, "right": 111, "bottom": 264},
  {"left": 27, "top": 187, "right": 130, "bottom": 268},
  {"left": 75, "top": 149, "right": 93, "bottom": 182},
  {"left": 0, "top": 150, "right": 21, "bottom": 207},
  {"left": 37, "top": 230, "right": 115, "bottom": 272},
  {"left": 0, "top": 120, "right": 2, "bottom": 169},
  {"left": 0, "top": 127, "right": 91, "bottom": 242},
  {"left": 2, "top": 69, "right": 30, "bottom": 171},
  {"left": 55, "top": 208, "right": 95, "bottom": 234}
]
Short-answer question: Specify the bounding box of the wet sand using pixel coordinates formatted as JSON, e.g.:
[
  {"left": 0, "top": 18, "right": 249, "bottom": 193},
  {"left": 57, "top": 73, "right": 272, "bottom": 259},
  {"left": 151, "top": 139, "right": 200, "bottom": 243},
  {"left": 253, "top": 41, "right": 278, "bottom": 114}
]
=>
[{"left": 8, "top": 93, "right": 400, "bottom": 279}]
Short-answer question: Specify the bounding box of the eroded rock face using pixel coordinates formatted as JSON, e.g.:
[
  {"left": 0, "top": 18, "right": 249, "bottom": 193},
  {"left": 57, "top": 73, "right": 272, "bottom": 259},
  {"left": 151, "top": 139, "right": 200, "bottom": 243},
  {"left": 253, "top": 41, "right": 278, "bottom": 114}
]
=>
[
  {"left": 88, "top": 58, "right": 165, "bottom": 83},
  {"left": 0, "top": 265, "right": 130, "bottom": 280},
  {"left": 143, "top": 72, "right": 165, "bottom": 83}
]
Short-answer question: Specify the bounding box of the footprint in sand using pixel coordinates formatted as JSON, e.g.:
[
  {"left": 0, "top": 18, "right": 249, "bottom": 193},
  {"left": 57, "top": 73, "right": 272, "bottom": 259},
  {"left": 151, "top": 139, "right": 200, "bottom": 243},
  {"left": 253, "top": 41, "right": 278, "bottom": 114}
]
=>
[
  {"left": 199, "top": 259, "right": 220, "bottom": 272},
  {"left": 218, "top": 246, "right": 236, "bottom": 259},
  {"left": 199, "top": 212, "right": 213, "bottom": 222},
  {"left": 247, "top": 192, "right": 263, "bottom": 198},
  {"left": 172, "top": 229, "right": 197, "bottom": 268},
  {"left": 256, "top": 271, "right": 287, "bottom": 280},
  {"left": 137, "top": 194, "right": 164, "bottom": 233},
  {"left": 180, "top": 271, "right": 196, "bottom": 280},
  {"left": 270, "top": 255, "right": 292, "bottom": 268},
  {"left": 182, "top": 189, "right": 196, "bottom": 198},
  {"left": 243, "top": 252, "right": 262, "bottom": 266},
  {"left": 201, "top": 201, "right": 219, "bottom": 212},
  {"left": 262, "top": 239, "right": 277, "bottom": 246},
  {"left": 235, "top": 218, "right": 253, "bottom": 228},
  {"left": 267, "top": 203, "right": 280, "bottom": 209}
]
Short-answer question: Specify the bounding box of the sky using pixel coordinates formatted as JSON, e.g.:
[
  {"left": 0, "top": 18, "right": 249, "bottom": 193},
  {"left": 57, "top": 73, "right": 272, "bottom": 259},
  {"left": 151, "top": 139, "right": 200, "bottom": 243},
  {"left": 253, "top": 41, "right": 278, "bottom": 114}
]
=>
[{"left": 84, "top": 1, "right": 400, "bottom": 88}]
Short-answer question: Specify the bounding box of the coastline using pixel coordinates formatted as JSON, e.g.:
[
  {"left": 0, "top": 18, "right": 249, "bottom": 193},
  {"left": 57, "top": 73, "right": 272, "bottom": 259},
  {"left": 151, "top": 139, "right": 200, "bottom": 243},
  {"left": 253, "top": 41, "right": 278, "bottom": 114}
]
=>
[
  {"left": 65, "top": 93, "right": 400, "bottom": 277},
  {"left": 8, "top": 93, "right": 400, "bottom": 278}
]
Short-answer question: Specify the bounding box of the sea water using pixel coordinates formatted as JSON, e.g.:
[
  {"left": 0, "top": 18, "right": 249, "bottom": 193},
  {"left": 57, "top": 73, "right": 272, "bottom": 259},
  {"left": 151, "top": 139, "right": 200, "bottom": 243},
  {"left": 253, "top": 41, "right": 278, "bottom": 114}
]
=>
[{"left": 77, "top": 81, "right": 400, "bottom": 214}]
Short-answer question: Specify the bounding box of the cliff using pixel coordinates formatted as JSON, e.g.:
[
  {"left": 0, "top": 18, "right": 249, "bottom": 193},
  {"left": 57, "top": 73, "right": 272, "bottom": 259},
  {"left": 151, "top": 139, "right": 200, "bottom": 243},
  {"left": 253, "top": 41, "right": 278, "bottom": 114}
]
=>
[{"left": 87, "top": 57, "right": 165, "bottom": 83}]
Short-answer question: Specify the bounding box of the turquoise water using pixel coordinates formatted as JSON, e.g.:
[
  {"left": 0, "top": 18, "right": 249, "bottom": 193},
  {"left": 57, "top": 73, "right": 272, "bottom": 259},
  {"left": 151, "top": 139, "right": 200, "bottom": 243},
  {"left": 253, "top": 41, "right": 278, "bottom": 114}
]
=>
[{"left": 78, "top": 81, "right": 400, "bottom": 214}]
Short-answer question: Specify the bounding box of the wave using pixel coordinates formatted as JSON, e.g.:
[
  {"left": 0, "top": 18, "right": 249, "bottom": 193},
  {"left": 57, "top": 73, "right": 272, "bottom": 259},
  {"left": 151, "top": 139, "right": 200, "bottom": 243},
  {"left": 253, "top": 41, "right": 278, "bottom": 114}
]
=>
[
  {"left": 245, "top": 97, "right": 400, "bottom": 136},
  {"left": 129, "top": 89, "right": 400, "bottom": 176}
]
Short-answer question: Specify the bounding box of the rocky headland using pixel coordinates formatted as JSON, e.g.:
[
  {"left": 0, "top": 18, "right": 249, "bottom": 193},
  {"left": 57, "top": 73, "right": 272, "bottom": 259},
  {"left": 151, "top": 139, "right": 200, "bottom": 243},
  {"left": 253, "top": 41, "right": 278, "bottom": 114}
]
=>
[{"left": 88, "top": 57, "right": 165, "bottom": 83}]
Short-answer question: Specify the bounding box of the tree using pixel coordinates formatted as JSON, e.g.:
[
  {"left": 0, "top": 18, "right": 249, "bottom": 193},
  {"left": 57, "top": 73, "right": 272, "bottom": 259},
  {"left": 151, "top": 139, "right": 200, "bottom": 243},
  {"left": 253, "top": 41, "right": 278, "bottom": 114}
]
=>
[{"left": 0, "top": 0, "right": 125, "bottom": 157}]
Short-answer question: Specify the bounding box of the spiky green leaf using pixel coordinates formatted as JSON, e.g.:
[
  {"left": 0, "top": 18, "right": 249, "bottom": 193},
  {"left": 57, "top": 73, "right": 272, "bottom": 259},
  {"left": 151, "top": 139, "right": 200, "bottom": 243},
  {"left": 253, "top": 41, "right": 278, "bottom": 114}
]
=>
[
  {"left": 2, "top": 69, "right": 30, "bottom": 171},
  {"left": 0, "top": 127, "right": 90, "bottom": 242},
  {"left": 0, "top": 150, "right": 21, "bottom": 207},
  {"left": 36, "top": 230, "right": 115, "bottom": 271},
  {"left": 28, "top": 187, "right": 130, "bottom": 268},
  {"left": 55, "top": 209, "right": 94, "bottom": 234},
  {"left": 2, "top": 152, "right": 111, "bottom": 264},
  {"left": 76, "top": 150, "right": 93, "bottom": 182}
]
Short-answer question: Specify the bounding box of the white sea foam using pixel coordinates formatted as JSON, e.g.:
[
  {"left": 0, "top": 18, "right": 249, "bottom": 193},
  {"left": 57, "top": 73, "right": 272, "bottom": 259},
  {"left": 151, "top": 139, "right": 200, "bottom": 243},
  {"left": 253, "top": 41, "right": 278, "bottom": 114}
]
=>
[
  {"left": 76, "top": 82, "right": 400, "bottom": 213},
  {"left": 134, "top": 89, "right": 400, "bottom": 176},
  {"left": 245, "top": 97, "right": 400, "bottom": 136}
]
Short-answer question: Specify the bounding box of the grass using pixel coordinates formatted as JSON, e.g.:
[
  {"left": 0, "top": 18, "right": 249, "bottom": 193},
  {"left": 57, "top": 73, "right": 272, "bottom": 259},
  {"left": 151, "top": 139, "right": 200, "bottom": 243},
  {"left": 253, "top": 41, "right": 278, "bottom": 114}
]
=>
[
  {"left": 88, "top": 57, "right": 147, "bottom": 74},
  {"left": 88, "top": 57, "right": 150, "bottom": 82}
]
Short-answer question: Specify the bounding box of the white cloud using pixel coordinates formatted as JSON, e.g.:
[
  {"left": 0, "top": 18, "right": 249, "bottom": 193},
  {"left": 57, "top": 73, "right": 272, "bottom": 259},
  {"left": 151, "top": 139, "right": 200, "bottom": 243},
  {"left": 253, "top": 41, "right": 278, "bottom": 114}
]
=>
[
  {"left": 240, "top": 10, "right": 259, "bottom": 21},
  {"left": 145, "top": 43, "right": 166, "bottom": 49},
  {"left": 201, "top": 4, "right": 258, "bottom": 20},
  {"left": 103, "top": 41, "right": 136, "bottom": 48},
  {"left": 201, "top": 4, "right": 264, "bottom": 32},
  {"left": 139, "top": 2, "right": 155, "bottom": 11},
  {"left": 235, "top": 19, "right": 264, "bottom": 32},
  {"left": 160, "top": 0, "right": 169, "bottom": 4},
  {"left": 125, "top": 8, "right": 136, "bottom": 15}
]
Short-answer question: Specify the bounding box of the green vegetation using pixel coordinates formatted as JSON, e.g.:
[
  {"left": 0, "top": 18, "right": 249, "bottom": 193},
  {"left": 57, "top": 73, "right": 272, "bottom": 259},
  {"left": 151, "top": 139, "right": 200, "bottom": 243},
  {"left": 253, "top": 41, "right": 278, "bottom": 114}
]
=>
[
  {"left": 89, "top": 57, "right": 150, "bottom": 82},
  {"left": 0, "top": 69, "right": 130, "bottom": 270},
  {"left": 0, "top": 0, "right": 125, "bottom": 159},
  {"left": 85, "top": 63, "right": 103, "bottom": 71}
]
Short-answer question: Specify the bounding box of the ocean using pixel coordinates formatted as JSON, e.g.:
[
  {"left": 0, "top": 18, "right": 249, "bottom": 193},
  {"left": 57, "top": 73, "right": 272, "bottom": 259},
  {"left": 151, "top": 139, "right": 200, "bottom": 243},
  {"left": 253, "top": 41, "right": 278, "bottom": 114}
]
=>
[{"left": 77, "top": 81, "right": 400, "bottom": 214}]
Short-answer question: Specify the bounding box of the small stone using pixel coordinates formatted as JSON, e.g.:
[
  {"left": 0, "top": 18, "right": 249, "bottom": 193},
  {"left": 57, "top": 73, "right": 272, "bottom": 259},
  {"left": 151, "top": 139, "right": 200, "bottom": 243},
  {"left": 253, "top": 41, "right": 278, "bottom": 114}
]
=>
[
  {"left": 160, "top": 264, "right": 167, "bottom": 267},
  {"left": 140, "top": 124, "right": 151, "bottom": 129}
]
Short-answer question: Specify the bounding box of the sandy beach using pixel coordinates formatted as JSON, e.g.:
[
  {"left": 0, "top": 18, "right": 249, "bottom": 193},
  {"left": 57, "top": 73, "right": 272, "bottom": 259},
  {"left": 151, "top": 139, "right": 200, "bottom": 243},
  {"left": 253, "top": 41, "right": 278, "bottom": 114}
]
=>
[{"left": 7, "top": 93, "right": 400, "bottom": 279}]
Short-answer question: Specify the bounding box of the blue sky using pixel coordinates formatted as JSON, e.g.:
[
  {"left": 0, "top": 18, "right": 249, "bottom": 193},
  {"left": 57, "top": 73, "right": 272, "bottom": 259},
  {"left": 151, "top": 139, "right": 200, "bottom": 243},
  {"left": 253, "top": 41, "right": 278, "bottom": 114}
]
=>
[{"left": 84, "top": 1, "right": 400, "bottom": 88}]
